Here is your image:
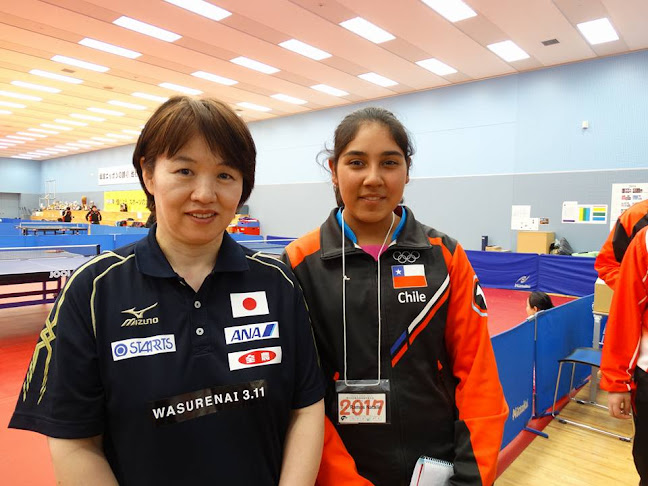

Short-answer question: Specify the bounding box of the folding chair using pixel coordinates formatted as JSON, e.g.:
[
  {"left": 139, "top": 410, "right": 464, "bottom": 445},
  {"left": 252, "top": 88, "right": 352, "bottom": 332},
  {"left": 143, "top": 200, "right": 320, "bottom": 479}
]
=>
[{"left": 550, "top": 347, "right": 632, "bottom": 442}]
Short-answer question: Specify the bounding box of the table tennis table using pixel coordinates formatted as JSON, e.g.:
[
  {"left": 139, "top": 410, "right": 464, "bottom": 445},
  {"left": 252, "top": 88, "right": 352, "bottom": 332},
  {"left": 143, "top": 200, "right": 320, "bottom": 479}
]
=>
[
  {"left": 16, "top": 224, "right": 89, "bottom": 236},
  {"left": 0, "top": 245, "right": 99, "bottom": 309},
  {"left": 237, "top": 238, "right": 295, "bottom": 255}
]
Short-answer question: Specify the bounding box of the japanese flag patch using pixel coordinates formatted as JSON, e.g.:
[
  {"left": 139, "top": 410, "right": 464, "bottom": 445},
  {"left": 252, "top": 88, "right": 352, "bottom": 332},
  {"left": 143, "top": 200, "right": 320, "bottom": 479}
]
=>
[{"left": 230, "top": 291, "right": 269, "bottom": 318}]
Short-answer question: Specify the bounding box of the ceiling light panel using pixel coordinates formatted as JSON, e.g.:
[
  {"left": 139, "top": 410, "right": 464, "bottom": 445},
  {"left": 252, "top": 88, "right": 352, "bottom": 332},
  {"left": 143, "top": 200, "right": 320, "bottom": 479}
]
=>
[
  {"left": 271, "top": 94, "right": 307, "bottom": 105},
  {"left": 311, "top": 84, "right": 349, "bottom": 97},
  {"left": 79, "top": 38, "right": 142, "bottom": 59},
  {"left": 278, "top": 39, "right": 332, "bottom": 61},
  {"left": 421, "top": 0, "right": 477, "bottom": 22},
  {"left": 416, "top": 58, "right": 458, "bottom": 76},
  {"left": 0, "top": 101, "right": 26, "bottom": 108},
  {"left": 7, "top": 135, "right": 35, "bottom": 141},
  {"left": 191, "top": 71, "right": 238, "bottom": 85},
  {"left": 230, "top": 57, "right": 279, "bottom": 74},
  {"left": 10, "top": 81, "right": 61, "bottom": 93},
  {"left": 87, "top": 107, "right": 126, "bottom": 116},
  {"left": 158, "top": 82, "right": 203, "bottom": 95},
  {"left": 55, "top": 119, "right": 88, "bottom": 126},
  {"left": 29, "top": 69, "right": 83, "bottom": 84},
  {"left": 70, "top": 114, "right": 106, "bottom": 121},
  {"left": 163, "top": 0, "right": 231, "bottom": 21},
  {"left": 108, "top": 100, "right": 147, "bottom": 110},
  {"left": 113, "top": 16, "right": 182, "bottom": 42},
  {"left": 0, "top": 90, "right": 42, "bottom": 101},
  {"left": 17, "top": 131, "right": 46, "bottom": 138},
  {"left": 0, "top": 110, "right": 12, "bottom": 115},
  {"left": 577, "top": 18, "right": 619, "bottom": 45},
  {"left": 487, "top": 40, "right": 530, "bottom": 62},
  {"left": 51, "top": 55, "right": 109, "bottom": 72},
  {"left": 41, "top": 123, "right": 73, "bottom": 131},
  {"left": 237, "top": 102, "right": 271, "bottom": 112},
  {"left": 339, "top": 17, "right": 395, "bottom": 44},
  {"left": 132, "top": 92, "right": 169, "bottom": 102},
  {"left": 358, "top": 72, "right": 398, "bottom": 87},
  {"left": 105, "top": 133, "right": 132, "bottom": 139},
  {"left": 28, "top": 128, "right": 58, "bottom": 134}
]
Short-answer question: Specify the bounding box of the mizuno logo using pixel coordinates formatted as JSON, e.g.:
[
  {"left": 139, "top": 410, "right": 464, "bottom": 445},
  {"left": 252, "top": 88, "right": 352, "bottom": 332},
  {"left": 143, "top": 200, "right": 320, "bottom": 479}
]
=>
[
  {"left": 121, "top": 303, "right": 159, "bottom": 327},
  {"left": 122, "top": 303, "right": 158, "bottom": 319}
]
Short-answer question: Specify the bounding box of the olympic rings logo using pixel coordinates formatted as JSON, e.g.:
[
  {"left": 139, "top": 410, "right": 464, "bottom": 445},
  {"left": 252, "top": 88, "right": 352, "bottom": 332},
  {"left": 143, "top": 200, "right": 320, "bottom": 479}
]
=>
[{"left": 392, "top": 251, "right": 420, "bottom": 264}]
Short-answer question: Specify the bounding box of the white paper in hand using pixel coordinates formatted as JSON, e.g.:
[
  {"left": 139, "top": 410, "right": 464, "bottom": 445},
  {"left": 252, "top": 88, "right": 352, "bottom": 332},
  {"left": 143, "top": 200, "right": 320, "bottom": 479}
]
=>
[{"left": 409, "top": 456, "right": 453, "bottom": 486}]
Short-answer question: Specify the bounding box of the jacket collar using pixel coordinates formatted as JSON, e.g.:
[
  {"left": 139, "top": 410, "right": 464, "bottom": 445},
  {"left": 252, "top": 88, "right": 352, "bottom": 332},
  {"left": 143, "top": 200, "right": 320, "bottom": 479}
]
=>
[
  {"left": 320, "top": 206, "right": 431, "bottom": 260},
  {"left": 135, "top": 224, "right": 249, "bottom": 278}
]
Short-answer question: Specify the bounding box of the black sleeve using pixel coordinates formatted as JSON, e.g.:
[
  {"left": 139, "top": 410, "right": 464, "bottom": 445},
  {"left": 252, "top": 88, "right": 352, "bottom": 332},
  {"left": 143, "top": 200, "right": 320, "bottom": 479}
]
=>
[
  {"left": 288, "top": 274, "right": 324, "bottom": 409},
  {"left": 9, "top": 269, "right": 106, "bottom": 438}
]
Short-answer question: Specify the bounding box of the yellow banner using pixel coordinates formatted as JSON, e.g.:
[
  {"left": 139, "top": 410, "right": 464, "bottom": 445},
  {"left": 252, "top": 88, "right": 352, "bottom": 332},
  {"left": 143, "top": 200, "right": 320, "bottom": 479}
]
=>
[{"left": 103, "top": 190, "right": 148, "bottom": 212}]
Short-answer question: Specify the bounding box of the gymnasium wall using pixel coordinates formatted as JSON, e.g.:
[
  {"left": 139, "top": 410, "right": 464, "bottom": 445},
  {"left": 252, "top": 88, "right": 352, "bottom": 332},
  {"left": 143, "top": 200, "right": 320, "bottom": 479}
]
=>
[
  {"left": 23, "top": 49, "right": 648, "bottom": 249},
  {"left": 247, "top": 168, "right": 648, "bottom": 252},
  {"left": 0, "top": 158, "right": 40, "bottom": 193}
]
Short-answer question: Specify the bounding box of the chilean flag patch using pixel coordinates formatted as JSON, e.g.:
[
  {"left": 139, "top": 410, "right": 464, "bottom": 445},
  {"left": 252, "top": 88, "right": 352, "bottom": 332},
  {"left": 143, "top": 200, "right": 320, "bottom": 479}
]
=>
[
  {"left": 230, "top": 291, "right": 269, "bottom": 318},
  {"left": 392, "top": 265, "right": 427, "bottom": 289}
]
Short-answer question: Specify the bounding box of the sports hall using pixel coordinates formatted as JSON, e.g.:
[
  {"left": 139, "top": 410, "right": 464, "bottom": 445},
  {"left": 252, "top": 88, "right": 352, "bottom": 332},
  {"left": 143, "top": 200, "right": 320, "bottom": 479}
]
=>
[{"left": 0, "top": 1, "right": 646, "bottom": 485}]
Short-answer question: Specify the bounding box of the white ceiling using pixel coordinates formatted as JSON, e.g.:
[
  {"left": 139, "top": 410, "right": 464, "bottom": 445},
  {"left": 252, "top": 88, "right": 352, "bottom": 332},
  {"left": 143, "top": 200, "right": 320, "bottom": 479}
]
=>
[{"left": 1, "top": 0, "right": 646, "bottom": 160}]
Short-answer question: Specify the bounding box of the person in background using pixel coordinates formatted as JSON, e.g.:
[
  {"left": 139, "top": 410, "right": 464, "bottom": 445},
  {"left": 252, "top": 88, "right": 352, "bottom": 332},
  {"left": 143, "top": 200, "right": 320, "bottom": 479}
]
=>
[
  {"left": 10, "top": 96, "right": 324, "bottom": 485},
  {"left": 85, "top": 205, "right": 102, "bottom": 224},
  {"left": 62, "top": 207, "right": 72, "bottom": 223},
  {"left": 595, "top": 198, "right": 648, "bottom": 290},
  {"left": 525, "top": 291, "right": 554, "bottom": 317},
  {"left": 283, "top": 107, "right": 507, "bottom": 485},
  {"left": 600, "top": 225, "right": 648, "bottom": 484}
]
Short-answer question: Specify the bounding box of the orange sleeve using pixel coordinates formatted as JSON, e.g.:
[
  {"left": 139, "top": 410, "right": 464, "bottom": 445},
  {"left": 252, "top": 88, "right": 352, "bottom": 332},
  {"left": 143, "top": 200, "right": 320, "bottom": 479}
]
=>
[
  {"left": 600, "top": 227, "right": 648, "bottom": 393},
  {"left": 445, "top": 244, "right": 508, "bottom": 486},
  {"left": 596, "top": 201, "right": 648, "bottom": 291},
  {"left": 316, "top": 417, "right": 374, "bottom": 486},
  {"left": 594, "top": 225, "right": 621, "bottom": 291}
]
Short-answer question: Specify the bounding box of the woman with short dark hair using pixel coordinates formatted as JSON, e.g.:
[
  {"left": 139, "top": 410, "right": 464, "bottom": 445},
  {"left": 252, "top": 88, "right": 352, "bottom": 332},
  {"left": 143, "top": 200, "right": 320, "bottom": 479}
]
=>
[{"left": 10, "top": 96, "right": 324, "bottom": 485}]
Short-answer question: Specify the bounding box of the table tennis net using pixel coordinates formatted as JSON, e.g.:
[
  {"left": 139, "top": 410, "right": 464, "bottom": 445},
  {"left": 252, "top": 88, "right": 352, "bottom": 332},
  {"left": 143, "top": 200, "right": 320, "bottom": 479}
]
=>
[{"left": 0, "top": 244, "right": 100, "bottom": 260}]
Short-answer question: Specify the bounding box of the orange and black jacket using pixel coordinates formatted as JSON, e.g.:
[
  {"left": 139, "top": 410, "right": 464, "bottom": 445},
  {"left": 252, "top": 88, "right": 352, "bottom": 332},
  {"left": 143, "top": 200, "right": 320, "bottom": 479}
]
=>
[
  {"left": 283, "top": 207, "right": 508, "bottom": 486},
  {"left": 595, "top": 199, "right": 648, "bottom": 291},
  {"left": 600, "top": 225, "right": 648, "bottom": 395}
]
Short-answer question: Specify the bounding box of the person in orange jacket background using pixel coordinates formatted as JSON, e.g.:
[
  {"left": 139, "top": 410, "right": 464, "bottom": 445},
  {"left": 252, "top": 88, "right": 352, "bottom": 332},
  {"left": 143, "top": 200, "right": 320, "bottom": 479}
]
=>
[
  {"left": 595, "top": 198, "right": 648, "bottom": 290},
  {"left": 600, "top": 225, "right": 648, "bottom": 483}
]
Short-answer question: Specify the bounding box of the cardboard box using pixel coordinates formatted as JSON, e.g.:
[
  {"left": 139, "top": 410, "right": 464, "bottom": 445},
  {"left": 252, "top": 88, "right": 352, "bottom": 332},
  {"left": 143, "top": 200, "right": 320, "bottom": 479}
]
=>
[
  {"left": 517, "top": 231, "right": 555, "bottom": 254},
  {"left": 593, "top": 278, "right": 613, "bottom": 314},
  {"left": 485, "top": 246, "right": 503, "bottom": 252}
]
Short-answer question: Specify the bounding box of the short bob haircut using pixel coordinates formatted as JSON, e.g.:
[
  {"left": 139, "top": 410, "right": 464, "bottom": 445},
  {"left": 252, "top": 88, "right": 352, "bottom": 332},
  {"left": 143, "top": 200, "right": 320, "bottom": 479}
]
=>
[
  {"left": 132, "top": 96, "right": 256, "bottom": 211},
  {"left": 322, "top": 106, "right": 415, "bottom": 206}
]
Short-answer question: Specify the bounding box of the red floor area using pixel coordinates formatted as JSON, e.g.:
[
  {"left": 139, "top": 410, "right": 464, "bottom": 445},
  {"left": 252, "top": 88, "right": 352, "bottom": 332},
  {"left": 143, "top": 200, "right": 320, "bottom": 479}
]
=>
[
  {"left": 1, "top": 333, "right": 55, "bottom": 485},
  {"left": 0, "top": 289, "right": 576, "bottom": 484},
  {"left": 484, "top": 288, "right": 576, "bottom": 336}
]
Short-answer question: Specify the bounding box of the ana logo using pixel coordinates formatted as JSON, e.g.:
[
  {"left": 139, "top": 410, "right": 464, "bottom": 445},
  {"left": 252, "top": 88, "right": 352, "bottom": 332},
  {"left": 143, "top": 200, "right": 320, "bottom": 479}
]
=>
[
  {"left": 121, "top": 302, "right": 159, "bottom": 327},
  {"left": 111, "top": 334, "right": 176, "bottom": 361},
  {"left": 228, "top": 346, "right": 282, "bottom": 371},
  {"left": 230, "top": 291, "right": 269, "bottom": 318},
  {"left": 224, "top": 322, "right": 279, "bottom": 345},
  {"left": 514, "top": 275, "right": 532, "bottom": 289}
]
